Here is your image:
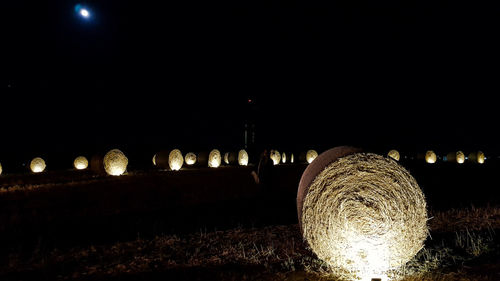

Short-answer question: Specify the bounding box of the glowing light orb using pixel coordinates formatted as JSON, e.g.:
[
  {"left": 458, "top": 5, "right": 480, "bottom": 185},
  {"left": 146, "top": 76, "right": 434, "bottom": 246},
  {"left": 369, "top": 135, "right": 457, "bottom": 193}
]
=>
[
  {"left": 306, "top": 150, "right": 318, "bottom": 163},
  {"left": 298, "top": 148, "right": 428, "bottom": 280},
  {"left": 425, "top": 150, "right": 436, "bottom": 164},
  {"left": 75, "top": 4, "right": 91, "bottom": 19},
  {"left": 74, "top": 156, "right": 89, "bottom": 170},
  {"left": 30, "top": 157, "right": 46, "bottom": 173},
  {"left": 456, "top": 151, "right": 465, "bottom": 164},
  {"left": 282, "top": 152, "right": 287, "bottom": 164},
  {"left": 387, "top": 150, "right": 400, "bottom": 161},
  {"left": 208, "top": 149, "right": 221, "bottom": 168},
  {"left": 103, "top": 149, "right": 128, "bottom": 176},
  {"left": 185, "top": 152, "right": 197, "bottom": 165},
  {"left": 223, "top": 152, "right": 230, "bottom": 165},
  {"left": 270, "top": 150, "right": 281, "bottom": 165},
  {"left": 238, "top": 149, "right": 249, "bottom": 166},
  {"left": 168, "top": 149, "right": 184, "bottom": 171}
]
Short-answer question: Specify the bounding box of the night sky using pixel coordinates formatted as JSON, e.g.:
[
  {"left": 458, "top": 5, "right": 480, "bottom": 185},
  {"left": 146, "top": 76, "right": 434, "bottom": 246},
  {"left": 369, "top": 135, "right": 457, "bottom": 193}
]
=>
[{"left": 2, "top": 0, "right": 499, "bottom": 159}]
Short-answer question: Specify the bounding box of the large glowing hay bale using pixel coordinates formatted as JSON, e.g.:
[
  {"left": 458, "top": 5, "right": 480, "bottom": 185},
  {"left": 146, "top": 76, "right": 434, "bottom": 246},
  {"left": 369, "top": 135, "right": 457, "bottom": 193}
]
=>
[
  {"left": 30, "top": 157, "right": 46, "bottom": 173},
  {"left": 306, "top": 149, "right": 318, "bottom": 163},
  {"left": 103, "top": 149, "right": 128, "bottom": 176},
  {"left": 238, "top": 149, "right": 249, "bottom": 166},
  {"left": 208, "top": 149, "right": 221, "bottom": 168},
  {"left": 298, "top": 147, "right": 428, "bottom": 279},
  {"left": 270, "top": 150, "right": 281, "bottom": 165},
  {"left": 468, "top": 151, "right": 485, "bottom": 164},
  {"left": 185, "top": 152, "right": 197, "bottom": 165},
  {"left": 425, "top": 150, "right": 436, "bottom": 163},
  {"left": 282, "top": 152, "right": 287, "bottom": 164},
  {"left": 74, "top": 156, "right": 89, "bottom": 170},
  {"left": 168, "top": 149, "right": 183, "bottom": 171},
  {"left": 456, "top": 151, "right": 465, "bottom": 164},
  {"left": 387, "top": 149, "right": 400, "bottom": 161}
]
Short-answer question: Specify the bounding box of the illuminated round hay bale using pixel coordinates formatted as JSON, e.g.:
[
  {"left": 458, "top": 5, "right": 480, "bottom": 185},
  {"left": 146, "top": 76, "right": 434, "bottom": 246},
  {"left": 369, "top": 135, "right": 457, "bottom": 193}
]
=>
[
  {"left": 30, "top": 157, "right": 46, "bottom": 173},
  {"left": 425, "top": 150, "right": 437, "bottom": 163},
  {"left": 291, "top": 153, "right": 294, "bottom": 163},
  {"left": 456, "top": 151, "right": 465, "bottom": 164},
  {"left": 103, "top": 149, "right": 128, "bottom": 176},
  {"left": 73, "top": 156, "right": 89, "bottom": 170},
  {"left": 468, "top": 151, "right": 485, "bottom": 164},
  {"left": 152, "top": 154, "right": 157, "bottom": 166},
  {"left": 185, "top": 152, "right": 197, "bottom": 166},
  {"left": 270, "top": 150, "right": 281, "bottom": 165},
  {"left": 168, "top": 149, "right": 184, "bottom": 171},
  {"left": 238, "top": 149, "right": 249, "bottom": 166},
  {"left": 208, "top": 149, "right": 221, "bottom": 168},
  {"left": 387, "top": 149, "right": 400, "bottom": 161},
  {"left": 0, "top": 162, "right": 2, "bottom": 175},
  {"left": 298, "top": 147, "right": 428, "bottom": 279},
  {"left": 306, "top": 149, "right": 318, "bottom": 163},
  {"left": 282, "top": 152, "right": 287, "bottom": 164}
]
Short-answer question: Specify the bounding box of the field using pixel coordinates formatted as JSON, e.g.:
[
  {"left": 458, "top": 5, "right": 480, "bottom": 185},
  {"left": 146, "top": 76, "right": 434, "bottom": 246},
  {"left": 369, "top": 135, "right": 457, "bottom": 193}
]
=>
[{"left": 1, "top": 159, "right": 499, "bottom": 280}]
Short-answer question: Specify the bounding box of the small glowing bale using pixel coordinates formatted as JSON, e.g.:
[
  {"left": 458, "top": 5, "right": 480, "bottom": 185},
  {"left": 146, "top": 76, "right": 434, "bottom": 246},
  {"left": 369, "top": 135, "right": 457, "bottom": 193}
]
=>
[
  {"left": 456, "top": 151, "right": 465, "bottom": 164},
  {"left": 306, "top": 149, "right": 318, "bottom": 163},
  {"left": 298, "top": 147, "right": 428, "bottom": 280},
  {"left": 103, "top": 149, "right": 128, "bottom": 176},
  {"left": 30, "top": 157, "right": 46, "bottom": 173},
  {"left": 387, "top": 149, "right": 400, "bottom": 161},
  {"left": 224, "top": 152, "right": 230, "bottom": 165},
  {"left": 152, "top": 154, "right": 157, "bottom": 166},
  {"left": 74, "top": 156, "right": 89, "bottom": 170},
  {"left": 208, "top": 149, "right": 221, "bottom": 168},
  {"left": 468, "top": 151, "right": 485, "bottom": 164},
  {"left": 425, "top": 150, "right": 436, "bottom": 163},
  {"left": 291, "top": 153, "right": 294, "bottom": 163},
  {"left": 282, "top": 152, "right": 287, "bottom": 164},
  {"left": 185, "top": 152, "right": 197, "bottom": 165},
  {"left": 168, "top": 149, "right": 184, "bottom": 171},
  {"left": 270, "top": 150, "right": 281, "bottom": 165},
  {"left": 0, "top": 163, "right": 2, "bottom": 175},
  {"left": 238, "top": 149, "right": 249, "bottom": 166}
]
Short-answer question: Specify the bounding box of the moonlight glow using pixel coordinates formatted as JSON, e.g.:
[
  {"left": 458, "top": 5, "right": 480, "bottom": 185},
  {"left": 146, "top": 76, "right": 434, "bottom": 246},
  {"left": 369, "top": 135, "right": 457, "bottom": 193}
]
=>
[
  {"left": 73, "top": 156, "right": 89, "bottom": 170},
  {"left": 75, "top": 4, "right": 91, "bottom": 19},
  {"left": 30, "top": 157, "right": 46, "bottom": 173}
]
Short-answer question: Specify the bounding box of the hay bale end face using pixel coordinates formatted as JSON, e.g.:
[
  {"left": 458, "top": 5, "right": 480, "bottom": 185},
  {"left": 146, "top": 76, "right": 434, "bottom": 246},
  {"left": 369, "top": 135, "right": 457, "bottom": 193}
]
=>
[
  {"left": 103, "top": 149, "right": 128, "bottom": 176},
  {"left": 30, "top": 157, "right": 46, "bottom": 173},
  {"left": 208, "top": 149, "right": 221, "bottom": 168},
  {"left": 74, "top": 156, "right": 89, "bottom": 170},
  {"left": 298, "top": 147, "right": 428, "bottom": 279}
]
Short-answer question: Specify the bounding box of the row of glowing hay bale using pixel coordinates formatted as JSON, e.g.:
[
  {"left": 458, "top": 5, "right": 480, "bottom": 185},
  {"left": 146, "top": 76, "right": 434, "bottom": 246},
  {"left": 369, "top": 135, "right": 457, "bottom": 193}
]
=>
[
  {"left": 386, "top": 149, "right": 486, "bottom": 164},
  {"left": 0, "top": 148, "right": 320, "bottom": 177}
]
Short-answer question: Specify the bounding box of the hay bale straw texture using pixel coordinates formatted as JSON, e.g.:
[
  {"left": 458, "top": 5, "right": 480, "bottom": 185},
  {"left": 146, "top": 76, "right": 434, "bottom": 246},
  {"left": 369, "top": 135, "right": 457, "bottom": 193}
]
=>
[
  {"left": 298, "top": 148, "right": 428, "bottom": 278},
  {"left": 103, "top": 149, "right": 128, "bottom": 176}
]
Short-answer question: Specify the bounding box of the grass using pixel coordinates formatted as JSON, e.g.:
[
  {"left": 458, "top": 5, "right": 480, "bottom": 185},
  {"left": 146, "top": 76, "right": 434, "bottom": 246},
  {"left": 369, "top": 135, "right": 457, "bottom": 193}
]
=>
[{"left": 1, "top": 206, "right": 499, "bottom": 280}]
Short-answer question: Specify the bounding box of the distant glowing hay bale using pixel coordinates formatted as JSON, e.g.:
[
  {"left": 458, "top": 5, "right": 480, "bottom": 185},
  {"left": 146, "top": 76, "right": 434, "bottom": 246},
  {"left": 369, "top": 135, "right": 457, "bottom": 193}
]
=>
[
  {"left": 104, "top": 149, "right": 128, "bottom": 176},
  {"left": 168, "top": 149, "right": 183, "bottom": 171},
  {"left": 0, "top": 163, "right": 2, "bottom": 175},
  {"left": 208, "top": 149, "right": 221, "bottom": 168},
  {"left": 238, "top": 149, "right": 249, "bottom": 166},
  {"left": 425, "top": 150, "right": 436, "bottom": 163},
  {"left": 223, "top": 152, "right": 230, "bottom": 165},
  {"left": 74, "top": 156, "right": 89, "bottom": 170},
  {"left": 456, "top": 151, "right": 465, "bottom": 164},
  {"left": 30, "top": 157, "right": 46, "bottom": 173},
  {"left": 270, "top": 150, "right": 281, "bottom": 165},
  {"left": 387, "top": 149, "right": 400, "bottom": 161},
  {"left": 299, "top": 150, "right": 428, "bottom": 279},
  {"left": 185, "top": 152, "right": 197, "bottom": 165},
  {"left": 282, "top": 152, "right": 287, "bottom": 164},
  {"left": 468, "top": 151, "right": 485, "bottom": 164},
  {"left": 291, "top": 153, "right": 294, "bottom": 163},
  {"left": 306, "top": 149, "right": 318, "bottom": 163},
  {"left": 152, "top": 154, "right": 157, "bottom": 166}
]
